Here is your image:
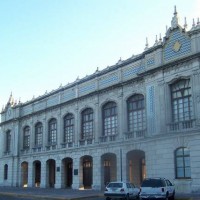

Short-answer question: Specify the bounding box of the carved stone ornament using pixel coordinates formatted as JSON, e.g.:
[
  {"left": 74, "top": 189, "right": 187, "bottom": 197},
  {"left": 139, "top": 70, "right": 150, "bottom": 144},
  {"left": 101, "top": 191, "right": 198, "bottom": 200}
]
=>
[{"left": 173, "top": 41, "right": 182, "bottom": 52}]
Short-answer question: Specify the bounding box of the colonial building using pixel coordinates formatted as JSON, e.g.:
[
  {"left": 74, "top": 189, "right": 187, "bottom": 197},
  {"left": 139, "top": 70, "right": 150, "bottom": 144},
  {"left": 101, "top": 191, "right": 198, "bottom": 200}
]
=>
[{"left": 0, "top": 8, "right": 200, "bottom": 193}]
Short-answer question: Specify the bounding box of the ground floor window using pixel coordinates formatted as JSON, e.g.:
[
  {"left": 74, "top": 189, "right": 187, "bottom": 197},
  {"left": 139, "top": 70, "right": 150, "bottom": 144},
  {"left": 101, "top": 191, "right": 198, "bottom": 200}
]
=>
[{"left": 175, "top": 147, "right": 191, "bottom": 178}]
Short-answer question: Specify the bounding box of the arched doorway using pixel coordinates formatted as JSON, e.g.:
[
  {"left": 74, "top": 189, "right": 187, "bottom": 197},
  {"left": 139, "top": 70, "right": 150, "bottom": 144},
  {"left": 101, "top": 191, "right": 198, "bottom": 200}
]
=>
[
  {"left": 21, "top": 161, "right": 28, "bottom": 187},
  {"left": 81, "top": 156, "right": 93, "bottom": 189},
  {"left": 101, "top": 153, "right": 117, "bottom": 188},
  {"left": 46, "top": 159, "right": 56, "bottom": 188},
  {"left": 127, "top": 150, "right": 146, "bottom": 186},
  {"left": 62, "top": 157, "right": 73, "bottom": 188},
  {"left": 33, "top": 160, "right": 41, "bottom": 187}
]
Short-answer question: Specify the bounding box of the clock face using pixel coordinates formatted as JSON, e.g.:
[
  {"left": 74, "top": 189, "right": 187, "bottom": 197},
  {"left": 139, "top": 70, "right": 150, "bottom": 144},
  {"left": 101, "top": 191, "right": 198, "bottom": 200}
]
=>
[{"left": 173, "top": 41, "right": 181, "bottom": 52}]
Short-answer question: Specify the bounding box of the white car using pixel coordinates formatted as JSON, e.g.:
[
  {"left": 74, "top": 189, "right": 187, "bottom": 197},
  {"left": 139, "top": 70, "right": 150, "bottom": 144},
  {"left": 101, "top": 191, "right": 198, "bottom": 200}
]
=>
[
  {"left": 104, "top": 181, "right": 140, "bottom": 200},
  {"left": 139, "top": 177, "right": 175, "bottom": 200}
]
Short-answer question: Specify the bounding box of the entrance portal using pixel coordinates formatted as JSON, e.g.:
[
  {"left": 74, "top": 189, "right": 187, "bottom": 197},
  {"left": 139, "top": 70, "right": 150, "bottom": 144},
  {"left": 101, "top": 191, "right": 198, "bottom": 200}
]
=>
[
  {"left": 21, "top": 162, "right": 28, "bottom": 187},
  {"left": 127, "top": 150, "right": 146, "bottom": 186},
  {"left": 82, "top": 156, "right": 93, "bottom": 189}
]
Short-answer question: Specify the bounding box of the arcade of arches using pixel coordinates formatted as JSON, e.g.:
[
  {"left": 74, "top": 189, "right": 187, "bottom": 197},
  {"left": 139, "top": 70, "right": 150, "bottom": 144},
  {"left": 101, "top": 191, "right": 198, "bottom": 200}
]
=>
[{"left": 20, "top": 150, "right": 146, "bottom": 189}]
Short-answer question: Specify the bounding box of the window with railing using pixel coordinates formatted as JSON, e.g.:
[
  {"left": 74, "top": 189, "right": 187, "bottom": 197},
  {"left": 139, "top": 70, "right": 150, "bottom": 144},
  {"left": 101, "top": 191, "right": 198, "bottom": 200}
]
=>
[
  {"left": 23, "top": 126, "right": 30, "bottom": 149},
  {"left": 127, "top": 94, "right": 146, "bottom": 137},
  {"left": 35, "top": 122, "right": 43, "bottom": 147},
  {"left": 64, "top": 113, "right": 74, "bottom": 143},
  {"left": 170, "top": 79, "right": 194, "bottom": 131},
  {"left": 48, "top": 118, "right": 57, "bottom": 145},
  {"left": 103, "top": 102, "right": 118, "bottom": 136},
  {"left": 81, "top": 108, "right": 93, "bottom": 140}
]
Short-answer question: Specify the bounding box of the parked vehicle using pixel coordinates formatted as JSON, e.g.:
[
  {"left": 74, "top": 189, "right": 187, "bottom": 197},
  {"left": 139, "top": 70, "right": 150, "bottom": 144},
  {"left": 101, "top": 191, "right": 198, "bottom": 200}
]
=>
[
  {"left": 104, "top": 181, "right": 140, "bottom": 200},
  {"left": 139, "top": 177, "right": 175, "bottom": 200}
]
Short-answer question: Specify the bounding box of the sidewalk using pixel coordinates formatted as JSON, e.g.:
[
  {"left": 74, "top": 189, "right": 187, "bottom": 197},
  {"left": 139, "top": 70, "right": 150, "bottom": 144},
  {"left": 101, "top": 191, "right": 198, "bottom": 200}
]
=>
[
  {"left": 0, "top": 186, "right": 200, "bottom": 200},
  {"left": 0, "top": 187, "right": 103, "bottom": 200}
]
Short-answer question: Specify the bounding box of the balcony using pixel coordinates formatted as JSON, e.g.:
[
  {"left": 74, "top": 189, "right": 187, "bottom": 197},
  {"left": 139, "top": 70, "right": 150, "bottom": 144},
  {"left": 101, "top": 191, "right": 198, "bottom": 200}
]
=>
[
  {"left": 61, "top": 142, "right": 73, "bottom": 148},
  {"left": 99, "top": 134, "right": 118, "bottom": 143},
  {"left": 3, "top": 151, "right": 11, "bottom": 156},
  {"left": 46, "top": 144, "right": 57, "bottom": 151},
  {"left": 79, "top": 138, "right": 94, "bottom": 146},
  {"left": 167, "top": 119, "right": 195, "bottom": 132},
  {"left": 32, "top": 146, "right": 42, "bottom": 152},
  {"left": 124, "top": 130, "right": 146, "bottom": 140}
]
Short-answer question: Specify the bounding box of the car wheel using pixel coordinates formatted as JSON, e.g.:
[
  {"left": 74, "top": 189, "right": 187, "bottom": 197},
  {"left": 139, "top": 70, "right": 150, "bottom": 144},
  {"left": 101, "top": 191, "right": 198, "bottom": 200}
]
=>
[
  {"left": 170, "top": 192, "right": 175, "bottom": 200},
  {"left": 165, "top": 194, "right": 169, "bottom": 200},
  {"left": 106, "top": 197, "right": 111, "bottom": 200},
  {"left": 125, "top": 194, "right": 130, "bottom": 200}
]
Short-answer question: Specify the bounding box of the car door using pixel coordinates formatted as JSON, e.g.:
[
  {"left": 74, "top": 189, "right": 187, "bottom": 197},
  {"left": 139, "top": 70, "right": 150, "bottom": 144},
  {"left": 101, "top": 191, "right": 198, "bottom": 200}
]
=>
[
  {"left": 131, "top": 183, "right": 138, "bottom": 197},
  {"left": 166, "top": 180, "right": 173, "bottom": 196},
  {"left": 126, "top": 183, "right": 133, "bottom": 197}
]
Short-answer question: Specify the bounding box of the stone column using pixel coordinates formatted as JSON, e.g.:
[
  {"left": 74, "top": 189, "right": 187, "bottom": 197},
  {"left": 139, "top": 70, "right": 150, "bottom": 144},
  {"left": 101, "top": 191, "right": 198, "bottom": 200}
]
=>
[
  {"left": 55, "top": 159, "right": 62, "bottom": 188},
  {"left": 40, "top": 160, "right": 47, "bottom": 188},
  {"left": 72, "top": 157, "right": 80, "bottom": 189},
  {"left": 28, "top": 161, "right": 33, "bottom": 187},
  {"left": 92, "top": 155, "right": 101, "bottom": 190},
  {"left": 116, "top": 148, "right": 127, "bottom": 181}
]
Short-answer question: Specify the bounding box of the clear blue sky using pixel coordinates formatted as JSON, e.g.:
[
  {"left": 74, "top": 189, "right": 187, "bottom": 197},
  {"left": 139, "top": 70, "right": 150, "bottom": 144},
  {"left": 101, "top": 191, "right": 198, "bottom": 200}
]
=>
[{"left": 0, "top": 0, "right": 199, "bottom": 110}]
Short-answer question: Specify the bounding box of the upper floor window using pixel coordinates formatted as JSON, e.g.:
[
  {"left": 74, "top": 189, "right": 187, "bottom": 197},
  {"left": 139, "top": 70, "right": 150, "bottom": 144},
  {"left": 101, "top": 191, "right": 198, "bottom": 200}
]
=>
[
  {"left": 6, "top": 130, "right": 11, "bottom": 152},
  {"left": 48, "top": 118, "right": 57, "bottom": 145},
  {"left": 4, "top": 164, "right": 8, "bottom": 180},
  {"left": 171, "top": 79, "right": 193, "bottom": 122},
  {"left": 35, "top": 122, "right": 43, "bottom": 147},
  {"left": 64, "top": 113, "right": 74, "bottom": 143},
  {"left": 81, "top": 108, "right": 93, "bottom": 140},
  {"left": 23, "top": 126, "right": 30, "bottom": 149},
  {"left": 175, "top": 147, "right": 191, "bottom": 179},
  {"left": 103, "top": 102, "right": 118, "bottom": 136},
  {"left": 127, "top": 94, "right": 146, "bottom": 132}
]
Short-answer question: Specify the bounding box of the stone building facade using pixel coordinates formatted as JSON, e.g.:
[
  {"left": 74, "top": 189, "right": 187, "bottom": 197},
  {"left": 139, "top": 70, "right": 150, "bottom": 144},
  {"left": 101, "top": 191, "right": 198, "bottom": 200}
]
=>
[{"left": 1, "top": 8, "right": 200, "bottom": 193}]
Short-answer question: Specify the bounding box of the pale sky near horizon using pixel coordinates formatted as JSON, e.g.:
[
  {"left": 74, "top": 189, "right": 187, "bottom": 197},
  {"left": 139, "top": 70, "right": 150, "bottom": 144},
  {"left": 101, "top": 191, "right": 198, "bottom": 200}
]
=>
[{"left": 0, "top": 0, "right": 199, "bottom": 110}]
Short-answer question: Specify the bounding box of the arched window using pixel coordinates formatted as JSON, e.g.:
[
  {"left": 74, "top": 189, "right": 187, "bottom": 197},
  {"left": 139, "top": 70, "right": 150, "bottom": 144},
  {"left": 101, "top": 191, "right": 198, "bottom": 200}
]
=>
[
  {"left": 127, "top": 94, "right": 146, "bottom": 132},
  {"left": 81, "top": 108, "right": 93, "bottom": 140},
  {"left": 175, "top": 147, "right": 191, "bottom": 178},
  {"left": 23, "top": 126, "right": 30, "bottom": 149},
  {"left": 6, "top": 130, "right": 11, "bottom": 152},
  {"left": 64, "top": 113, "right": 74, "bottom": 143},
  {"left": 48, "top": 118, "right": 57, "bottom": 145},
  {"left": 102, "top": 102, "right": 118, "bottom": 136},
  {"left": 35, "top": 122, "right": 43, "bottom": 147},
  {"left": 171, "top": 79, "right": 193, "bottom": 122},
  {"left": 4, "top": 164, "right": 8, "bottom": 180}
]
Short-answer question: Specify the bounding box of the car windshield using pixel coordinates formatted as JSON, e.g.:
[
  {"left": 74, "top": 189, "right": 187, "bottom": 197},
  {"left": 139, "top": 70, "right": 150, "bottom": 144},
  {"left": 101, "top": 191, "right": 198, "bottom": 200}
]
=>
[
  {"left": 107, "top": 183, "right": 123, "bottom": 188},
  {"left": 141, "top": 179, "right": 165, "bottom": 187}
]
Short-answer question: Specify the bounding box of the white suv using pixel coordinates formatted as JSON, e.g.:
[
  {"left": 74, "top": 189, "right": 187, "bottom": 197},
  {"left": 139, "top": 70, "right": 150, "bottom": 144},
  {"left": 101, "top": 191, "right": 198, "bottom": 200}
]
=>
[
  {"left": 139, "top": 178, "right": 175, "bottom": 200},
  {"left": 104, "top": 181, "right": 140, "bottom": 200}
]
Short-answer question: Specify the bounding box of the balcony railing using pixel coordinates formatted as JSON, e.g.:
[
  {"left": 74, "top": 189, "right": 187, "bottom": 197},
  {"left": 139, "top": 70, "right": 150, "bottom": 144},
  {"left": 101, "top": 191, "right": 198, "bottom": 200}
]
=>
[
  {"left": 124, "top": 130, "right": 146, "bottom": 140},
  {"left": 61, "top": 142, "right": 73, "bottom": 148},
  {"left": 99, "top": 134, "right": 118, "bottom": 143},
  {"left": 3, "top": 151, "right": 11, "bottom": 156},
  {"left": 79, "top": 138, "right": 94, "bottom": 146},
  {"left": 32, "top": 146, "right": 42, "bottom": 152},
  {"left": 168, "top": 119, "right": 195, "bottom": 132}
]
